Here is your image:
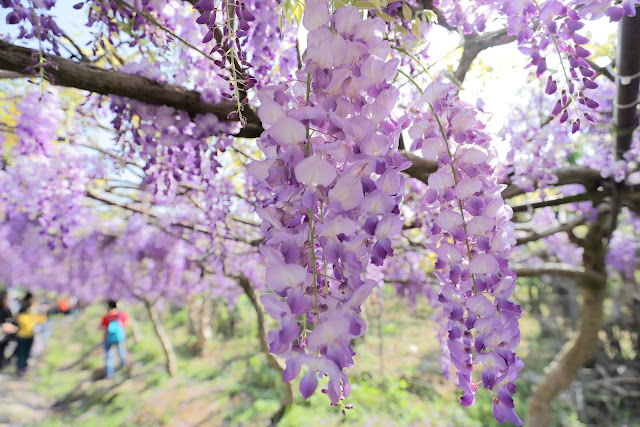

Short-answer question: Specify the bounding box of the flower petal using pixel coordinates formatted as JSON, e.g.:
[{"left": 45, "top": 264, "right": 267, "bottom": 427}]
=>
[
  {"left": 328, "top": 175, "right": 363, "bottom": 210},
  {"left": 295, "top": 155, "right": 337, "bottom": 187},
  {"left": 270, "top": 116, "right": 306, "bottom": 145},
  {"left": 265, "top": 263, "right": 308, "bottom": 292},
  {"left": 470, "top": 253, "right": 499, "bottom": 275}
]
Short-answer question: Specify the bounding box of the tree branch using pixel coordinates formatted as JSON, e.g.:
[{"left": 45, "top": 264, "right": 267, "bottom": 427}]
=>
[
  {"left": 515, "top": 215, "right": 589, "bottom": 245},
  {"left": 502, "top": 166, "right": 603, "bottom": 199},
  {"left": 400, "top": 150, "right": 438, "bottom": 183},
  {"left": 0, "top": 42, "right": 612, "bottom": 202},
  {"left": 454, "top": 29, "right": 516, "bottom": 84},
  {"left": 512, "top": 263, "right": 607, "bottom": 284},
  {"left": 86, "top": 188, "right": 207, "bottom": 232},
  {"left": 416, "top": 0, "right": 456, "bottom": 32},
  {"left": 400, "top": 149, "right": 610, "bottom": 209},
  {"left": 0, "top": 70, "right": 29, "bottom": 79},
  {"left": 0, "top": 40, "right": 262, "bottom": 138},
  {"left": 585, "top": 58, "right": 615, "bottom": 83},
  {"left": 233, "top": 272, "right": 294, "bottom": 424},
  {"left": 87, "top": 188, "right": 263, "bottom": 246},
  {"left": 511, "top": 190, "right": 608, "bottom": 213}
]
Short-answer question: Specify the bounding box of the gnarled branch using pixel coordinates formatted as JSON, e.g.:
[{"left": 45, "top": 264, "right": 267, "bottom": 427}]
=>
[
  {"left": 0, "top": 42, "right": 616, "bottom": 203},
  {"left": 513, "top": 263, "right": 607, "bottom": 286},
  {"left": 234, "top": 273, "right": 293, "bottom": 425},
  {"left": 0, "top": 40, "right": 262, "bottom": 138},
  {"left": 454, "top": 29, "right": 515, "bottom": 84},
  {"left": 515, "top": 215, "right": 589, "bottom": 245},
  {"left": 502, "top": 166, "right": 603, "bottom": 199}
]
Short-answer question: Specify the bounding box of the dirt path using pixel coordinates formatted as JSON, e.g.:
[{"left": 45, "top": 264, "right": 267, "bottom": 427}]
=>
[
  {"left": 0, "top": 322, "right": 53, "bottom": 426},
  {"left": 0, "top": 373, "right": 50, "bottom": 426}
]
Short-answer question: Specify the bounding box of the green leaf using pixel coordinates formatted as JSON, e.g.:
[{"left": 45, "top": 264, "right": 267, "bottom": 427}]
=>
[
  {"left": 353, "top": 1, "right": 375, "bottom": 10},
  {"left": 333, "top": 0, "right": 349, "bottom": 9},
  {"left": 411, "top": 19, "right": 421, "bottom": 38},
  {"left": 402, "top": 2, "right": 412, "bottom": 21},
  {"left": 293, "top": 3, "right": 304, "bottom": 24},
  {"left": 377, "top": 11, "right": 395, "bottom": 22},
  {"left": 424, "top": 9, "right": 437, "bottom": 23}
]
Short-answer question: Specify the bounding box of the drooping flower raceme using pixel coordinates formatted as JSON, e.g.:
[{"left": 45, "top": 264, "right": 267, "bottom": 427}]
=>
[
  {"left": 110, "top": 96, "right": 236, "bottom": 197},
  {"left": 248, "top": 3, "right": 409, "bottom": 406},
  {"left": 409, "top": 81, "right": 523, "bottom": 425},
  {"left": 432, "top": 0, "right": 640, "bottom": 133},
  {"left": 13, "top": 89, "right": 64, "bottom": 157},
  {"left": 0, "top": 143, "right": 92, "bottom": 246}
]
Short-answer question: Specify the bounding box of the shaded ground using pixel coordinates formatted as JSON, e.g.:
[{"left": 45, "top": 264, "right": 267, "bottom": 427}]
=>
[
  {"left": 0, "top": 294, "right": 592, "bottom": 426},
  {"left": 0, "top": 321, "right": 52, "bottom": 427},
  {"left": 0, "top": 374, "right": 50, "bottom": 426}
]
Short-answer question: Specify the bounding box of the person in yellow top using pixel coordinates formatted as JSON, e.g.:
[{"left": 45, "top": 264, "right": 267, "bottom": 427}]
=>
[{"left": 15, "top": 293, "right": 47, "bottom": 375}]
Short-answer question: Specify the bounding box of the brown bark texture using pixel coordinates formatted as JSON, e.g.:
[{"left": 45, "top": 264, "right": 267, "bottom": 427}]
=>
[
  {"left": 526, "top": 220, "right": 609, "bottom": 426},
  {"left": 0, "top": 40, "right": 262, "bottom": 138},
  {"left": 236, "top": 274, "right": 294, "bottom": 426},
  {"left": 527, "top": 8, "right": 640, "bottom": 423},
  {"left": 195, "top": 296, "right": 213, "bottom": 357},
  {"left": 143, "top": 299, "right": 178, "bottom": 377},
  {"left": 0, "top": 39, "right": 608, "bottom": 197},
  {"left": 187, "top": 295, "right": 199, "bottom": 336}
]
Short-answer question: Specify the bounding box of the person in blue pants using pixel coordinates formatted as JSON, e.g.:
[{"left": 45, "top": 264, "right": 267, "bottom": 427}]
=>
[{"left": 99, "top": 300, "right": 129, "bottom": 378}]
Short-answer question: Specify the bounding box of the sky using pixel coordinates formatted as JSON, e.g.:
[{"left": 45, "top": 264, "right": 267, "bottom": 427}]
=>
[{"left": 0, "top": 3, "right": 620, "bottom": 153}]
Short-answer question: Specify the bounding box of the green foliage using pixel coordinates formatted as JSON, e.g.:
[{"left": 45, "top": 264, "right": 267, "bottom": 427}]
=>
[{"left": 21, "top": 295, "right": 587, "bottom": 426}]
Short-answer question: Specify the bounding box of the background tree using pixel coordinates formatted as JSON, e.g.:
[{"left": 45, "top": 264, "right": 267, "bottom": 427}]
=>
[{"left": 1, "top": 1, "right": 639, "bottom": 425}]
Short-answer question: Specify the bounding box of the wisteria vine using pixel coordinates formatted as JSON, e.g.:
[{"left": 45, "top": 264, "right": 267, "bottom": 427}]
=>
[
  {"left": 409, "top": 81, "right": 523, "bottom": 424},
  {"left": 2, "top": 0, "right": 640, "bottom": 425},
  {"left": 249, "top": 1, "right": 409, "bottom": 409}
]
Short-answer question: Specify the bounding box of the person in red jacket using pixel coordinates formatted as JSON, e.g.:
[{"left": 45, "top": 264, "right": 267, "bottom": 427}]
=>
[{"left": 99, "top": 300, "right": 129, "bottom": 378}]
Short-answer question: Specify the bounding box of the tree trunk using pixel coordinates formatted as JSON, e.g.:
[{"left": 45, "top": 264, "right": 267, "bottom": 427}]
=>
[
  {"left": 236, "top": 275, "right": 294, "bottom": 425},
  {"left": 195, "top": 296, "right": 212, "bottom": 357},
  {"left": 528, "top": 9, "right": 640, "bottom": 423},
  {"left": 126, "top": 311, "right": 142, "bottom": 346},
  {"left": 187, "top": 295, "right": 199, "bottom": 336},
  {"left": 613, "top": 7, "right": 640, "bottom": 158},
  {"left": 143, "top": 299, "right": 178, "bottom": 377},
  {"left": 526, "top": 284, "right": 606, "bottom": 426},
  {"left": 218, "top": 304, "right": 239, "bottom": 339},
  {"left": 526, "top": 220, "right": 609, "bottom": 426}
]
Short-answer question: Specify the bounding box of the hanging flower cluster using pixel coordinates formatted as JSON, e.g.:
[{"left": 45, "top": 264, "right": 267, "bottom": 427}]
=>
[
  {"left": 102, "top": 215, "right": 196, "bottom": 301},
  {"left": 518, "top": 1, "right": 601, "bottom": 133},
  {"left": 2, "top": 0, "right": 63, "bottom": 54},
  {"left": 0, "top": 88, "right": 92, "bottom": 246},
  {"left": 607, "top": 212, "right": 640, "bottom": 281},
  {"left": 573, "top": 0, "right": 639, "bottom": 22},
  {"left": 498, "top": 94, "right": 574, "bottom": 193},
  {"left": 248, "top": 2, "right": 409, "bottom": 406},
  {"left": 409, "top": 81, "right": 523, "bottom": 425},
  {"left": 110, "top": 97, "right": 236, "bottom": 197},
  {"left": 432, "top": 0, "right": 640, "bottom": 132},
  {"left": 0, "top": 213, "right": 204, "bottom": 304},
  {"left": 80, "top": 0, "right": 178, "bottom": 55},
  {"left": 192, "top": 0, "right": 257, "bottom": 122},
  {"left": 0, "top": 146, "right": 92, "bottom": 247},
  {"left": 240, "top": 0, "right": 299, "bottom": 87},
  {"left": 10, "top": 89, "right": 64, "bottom": 157}
]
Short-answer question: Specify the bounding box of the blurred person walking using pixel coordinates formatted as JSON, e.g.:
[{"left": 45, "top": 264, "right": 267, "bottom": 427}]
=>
[
  {"left": 15, "top": 294, "right": 47, "bottom": 376},
  {"left": 99, "top": 300, "right": 129, "bottom": 378},
  {"left": 0, "top": 289, "right": 18, "bottom": 372}
]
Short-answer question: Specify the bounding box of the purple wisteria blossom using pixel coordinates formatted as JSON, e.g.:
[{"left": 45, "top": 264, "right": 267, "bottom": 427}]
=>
[
  {"left": 409, "top": 81, "right": 523, "bottom": 424},
  {"left": 249, "top": 1, "right": 410, "bottom": 406}
]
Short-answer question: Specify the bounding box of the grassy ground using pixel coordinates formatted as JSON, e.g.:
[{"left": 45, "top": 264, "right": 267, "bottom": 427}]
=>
[{"left": 12, "top": 291, "right": 584, "bottom": 427}]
